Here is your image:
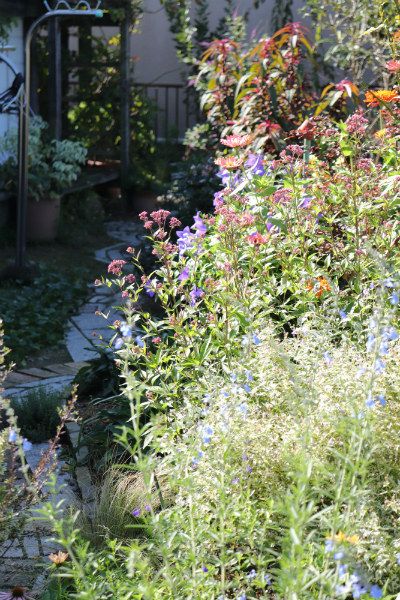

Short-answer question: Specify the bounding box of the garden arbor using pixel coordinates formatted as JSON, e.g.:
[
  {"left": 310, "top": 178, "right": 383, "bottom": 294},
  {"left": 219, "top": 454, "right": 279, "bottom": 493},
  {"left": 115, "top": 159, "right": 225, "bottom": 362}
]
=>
[{"left": 0, "top": 0, "right": 135, "bottom": 273}]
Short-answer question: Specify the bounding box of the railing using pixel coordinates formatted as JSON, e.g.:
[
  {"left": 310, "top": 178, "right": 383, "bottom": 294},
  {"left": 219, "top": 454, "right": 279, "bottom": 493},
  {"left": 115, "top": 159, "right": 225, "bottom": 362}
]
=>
[{"left": 137, "top": 82, "right": 199, "bottom": 142}]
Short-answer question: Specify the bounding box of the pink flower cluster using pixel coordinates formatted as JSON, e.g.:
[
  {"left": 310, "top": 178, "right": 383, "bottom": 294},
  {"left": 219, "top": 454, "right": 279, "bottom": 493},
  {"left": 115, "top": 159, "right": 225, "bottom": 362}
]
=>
[
  {"left": 108, "top": 259, "right": 126, "bottom": 275},
  {"left": 345, "top": 109, "right": 368, "bottom": 136}
]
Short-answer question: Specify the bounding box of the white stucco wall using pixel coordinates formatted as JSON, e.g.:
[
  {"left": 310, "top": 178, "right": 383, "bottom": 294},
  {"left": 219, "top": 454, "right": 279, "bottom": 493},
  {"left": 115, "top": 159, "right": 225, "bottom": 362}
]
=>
[{"left": 0, "top": 19, "right": 24, "bottom": 139}]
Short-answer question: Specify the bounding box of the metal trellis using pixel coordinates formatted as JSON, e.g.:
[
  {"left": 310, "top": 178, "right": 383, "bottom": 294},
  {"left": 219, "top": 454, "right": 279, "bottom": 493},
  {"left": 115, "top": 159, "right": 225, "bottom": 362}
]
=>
[{"left": 15, "top": 0, "right": 103, "bottom": 271}]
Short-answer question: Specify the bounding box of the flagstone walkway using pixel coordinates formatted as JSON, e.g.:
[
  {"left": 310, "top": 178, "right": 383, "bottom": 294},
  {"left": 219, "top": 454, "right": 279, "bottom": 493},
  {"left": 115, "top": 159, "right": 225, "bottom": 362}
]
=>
[{"left": 0, "top": 220, "right": 145, "bottom": 596}]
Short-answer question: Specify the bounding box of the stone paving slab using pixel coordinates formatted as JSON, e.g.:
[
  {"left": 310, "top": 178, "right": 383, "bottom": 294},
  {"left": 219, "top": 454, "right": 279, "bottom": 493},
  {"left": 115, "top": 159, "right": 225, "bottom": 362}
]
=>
[{"left": 4, "top": 375, "right": 74, "bottom": 399}]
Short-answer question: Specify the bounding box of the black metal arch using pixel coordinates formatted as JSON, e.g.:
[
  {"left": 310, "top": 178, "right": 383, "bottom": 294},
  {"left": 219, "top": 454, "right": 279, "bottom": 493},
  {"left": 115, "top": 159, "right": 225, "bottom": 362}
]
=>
[
  {"left": 15, "top": 0, "right": 103, "bottom": 270},
  {"left": 0, "top": 54, "right": 24, "bottom": 115}
]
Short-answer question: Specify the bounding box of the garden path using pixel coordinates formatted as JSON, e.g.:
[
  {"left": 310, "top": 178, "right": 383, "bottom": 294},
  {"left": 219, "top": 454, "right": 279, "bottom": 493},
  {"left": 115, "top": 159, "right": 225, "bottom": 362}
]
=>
[{"left": 0, "top": 220, "right": 144, "bottom": 596}]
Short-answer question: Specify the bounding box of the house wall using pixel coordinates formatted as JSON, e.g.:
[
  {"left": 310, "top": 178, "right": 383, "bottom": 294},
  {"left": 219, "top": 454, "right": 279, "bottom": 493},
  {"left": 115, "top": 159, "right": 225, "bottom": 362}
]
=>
[
  {"left": 132, "top": 0, "right": 305, "bottom": 85},
  {"left": 0, "top": 19, "right": 24, "bottom": 140}
]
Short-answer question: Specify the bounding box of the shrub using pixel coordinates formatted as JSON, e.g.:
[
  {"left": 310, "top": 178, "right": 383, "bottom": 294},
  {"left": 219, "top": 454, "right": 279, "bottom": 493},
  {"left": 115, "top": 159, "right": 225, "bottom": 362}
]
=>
[{"left": 10, "top": 388, "right": 65, "bottom": 443}]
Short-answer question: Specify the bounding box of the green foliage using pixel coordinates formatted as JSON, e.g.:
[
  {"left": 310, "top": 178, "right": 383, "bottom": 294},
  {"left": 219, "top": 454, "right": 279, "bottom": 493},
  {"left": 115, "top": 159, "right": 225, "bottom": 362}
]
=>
[
  {"left": 301, "top": 0, "right": 400, "bottom": 85},
  {"left": 10, "top": 388, "right": 65, "bottom": 443},
  {"left": 62, "top": 32, "right": 156, "bottom": 189},
  {"left": 0, "top": 15, "right": 15, "bottom": 45},
  {"left": 0, "top": 117, "right": 87, "bottom": 201},
  {"left": 0, "top": 268, "right": 88, "bottom": 365}
]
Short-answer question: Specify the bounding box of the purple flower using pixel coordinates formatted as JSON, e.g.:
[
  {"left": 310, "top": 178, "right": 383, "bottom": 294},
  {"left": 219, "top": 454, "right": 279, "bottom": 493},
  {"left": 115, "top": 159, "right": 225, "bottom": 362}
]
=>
[
  {"left": 178, "top": 266, "right": 190, "bottom": 282},
  {"left": 202, "top": 566, "right": 208, "bottom": 573},
  {"left": 216, "top": 168, "right": 230, "bottom": 186},
  {"left": 247, "top": 569, "right": 257, "bottom": 580},
  {"left": 264, "top": 573, "right": 272, "bottom": 585},
  {"left": 131, "top": 508, "right": 141, "bottom": 517},
  {"left": 189, "top": 285, "right": 204, "bottom": 306},
  {"left": 144, "top": 278, "right": 157, "bottom": 298},
  {"left": 213, "top": 191, "right": 225, "bottom": 207},
  {"left": 298, "top": 196, "right": 312, "bottom": 209},
  {"left": 176, "top": 226, "right": 196, "bottom": 257},
  {"left": 192, "top": 212, "right": 207, "bottom": 237},
  {"left": 245, "top": 153, "right": 265, "bottom": 176}
]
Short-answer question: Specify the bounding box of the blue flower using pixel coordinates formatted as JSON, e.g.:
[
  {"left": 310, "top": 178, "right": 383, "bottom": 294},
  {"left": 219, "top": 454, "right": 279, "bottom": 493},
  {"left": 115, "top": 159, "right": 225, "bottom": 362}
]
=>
[
  {"left": 237, "top": 595, "right": 247, "bottom": 600},
  {"left": 247, "top": 569, "right": 257, "bottom": 580},
  {"left": 377, "top": 394, "right": 386, "bottom": 406},
  {"left": 387, "top": 327, "right": 399, "bottom": 341},
  {"left": 238, "top": 402, "right": 248, "bottom": 416},
  {"left": 334, "top": 551, "right": 345, "bottom": 560},
  {"left": 202, "top": 565, "right": 208, "bottom": 573},
  {"left": 369, "top": 584, "right": 383, "bottom": 599},
  {"left": 243, "top": 384, "right": 251, "bottom": 393},
  {"left": 366, "top": 333, "right": 376, "bottom": 353},
  {"left": 253, "top": 333, "right": 261, "bottom": 345},
  {"left": 338, "top": 564, "right": 348, "bottom": 578},
  {"left": 396, "top": 553, "right": 400, "bottom": 565},
  {"left": 323, "top": 351, "right": 333, "bottom": 365},
  {"left": 365, "top": 392, "right": 375, "bottom": 408},
  {"left": 245, "top": 370, "right": 254, "bottom": 381},
  {"left": 131, "top": 508, "right": 141, "bottom": 517},
  {"left": 325, "top": 539, "right": 335, "bottom": 553},
  {"left": 202, "top": 426, "right": 213, "bottom": 445},
  {"left": 374, "top": 358, "right": 386, "bottom": 374},
  {"left": 384, "top": 278, "right": 395, "bottom": 288},
  {"left": 8, "top": 429, "right": 17, "bottom": 443},
  {"left": 22, "top": 438, "right": 33, "bottom": 452},
  {"left": 120, "top": 322, "right": 132, "bottom": 338},
  {"left": 115, "top": 337, "right": 124, "bottom": 350},
  {"left": 390, "top": 291, "right": 399, "bottom": 305},
  {"left": 264, "top": 573, "right": 272, "bottom": 585},
  {"left": 339, "top": 309, "right": 347, "bottom": 319},
  {"left": 352, "top": 583, "right": 367, "bottom": 599},
  {"left": 135, "top": 335, "right": 145, "bottom": 348}
]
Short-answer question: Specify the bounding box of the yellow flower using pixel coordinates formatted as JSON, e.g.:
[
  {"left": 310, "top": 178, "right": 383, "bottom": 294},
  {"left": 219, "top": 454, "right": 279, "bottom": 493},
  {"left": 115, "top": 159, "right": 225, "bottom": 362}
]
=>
[{"left": 328, "top": 531, "right": 359, "bottom": 545}]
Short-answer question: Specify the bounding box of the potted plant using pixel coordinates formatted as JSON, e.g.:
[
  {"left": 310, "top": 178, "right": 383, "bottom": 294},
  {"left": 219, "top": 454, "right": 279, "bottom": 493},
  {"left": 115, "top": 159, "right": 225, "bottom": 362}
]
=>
[{"left": 0, "top": 117, "right": 87, "bottom": 241}]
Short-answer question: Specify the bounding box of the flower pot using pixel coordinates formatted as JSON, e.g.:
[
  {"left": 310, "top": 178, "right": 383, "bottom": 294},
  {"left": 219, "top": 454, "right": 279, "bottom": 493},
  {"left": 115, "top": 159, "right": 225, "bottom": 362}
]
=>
[{"left": 27, "top": 196, "right": 61, "bottom": 242}]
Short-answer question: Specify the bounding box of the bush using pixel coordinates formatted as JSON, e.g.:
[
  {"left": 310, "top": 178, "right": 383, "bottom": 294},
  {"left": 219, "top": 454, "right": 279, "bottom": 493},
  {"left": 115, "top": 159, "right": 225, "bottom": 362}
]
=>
[{"left": 10, "top": 388, "right": 65, "bottom": 443}]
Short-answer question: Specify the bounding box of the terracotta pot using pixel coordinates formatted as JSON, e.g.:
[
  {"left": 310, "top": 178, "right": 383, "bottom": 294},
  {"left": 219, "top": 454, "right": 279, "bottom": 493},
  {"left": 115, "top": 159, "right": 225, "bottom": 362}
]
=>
[{"left": 27, "top": 196, "right": 61, "bottom": 242}]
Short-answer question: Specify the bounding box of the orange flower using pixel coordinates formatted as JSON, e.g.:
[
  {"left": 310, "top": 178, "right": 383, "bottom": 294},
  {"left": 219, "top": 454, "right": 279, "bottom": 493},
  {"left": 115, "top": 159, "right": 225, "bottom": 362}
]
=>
[
  {"left": 375, "top": 128, "right": 388, "bottom": 139},
  {"left": 214, "top": 155, "right": 244, "bottom": 169},
  {"left": 386, "top": 59, "right": 400, "bottom": 73},
  {"left": 221, "top": 134, "right": 253, "bottom": 148},
  {"left": 306, "top": 277, "right": 331, "bottom": 298},
  {"left": 49, "top": 551, "right": 69, "bottom": 565},
  {"left": 365, "top": 89, "right": 399, "bottom": 107},
  {"left": 394, "top": 31, "right": 400, "bottom": 43}
]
